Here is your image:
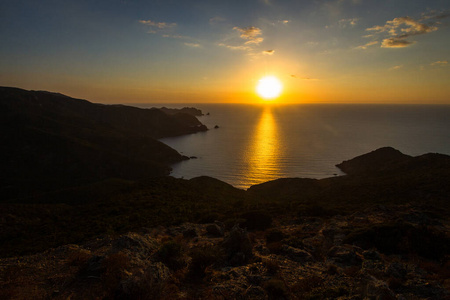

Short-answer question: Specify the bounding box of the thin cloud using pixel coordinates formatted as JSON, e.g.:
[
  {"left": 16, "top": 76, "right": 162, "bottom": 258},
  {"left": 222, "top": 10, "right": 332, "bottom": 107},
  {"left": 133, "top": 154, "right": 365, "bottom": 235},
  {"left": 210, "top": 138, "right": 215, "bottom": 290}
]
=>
[
  {"left": 263, "top": 50, "right": 275, "bottom": 55},
  {"left": 218, "top": 43, "right": 249, "bottom": 51},
  {"left": 365, "top": 12, "right": 446, "bottom": 48},
  {"left": 233, "top": 26, "right": 263, "bottom": 45},
  {"left": 220, "top": 26, "right": 265, "bottom": 57},
  {"left": 209, "top": 16, "right": 226, "bottom": 25},
  {"left": 431, "top": 60, "right": 448, "bottom": 66},
  {"left": 356, "top": 40, "right": 378, "bottom": 50},
  {"left": 139, "top": 20, "right": 176, "bottom": 29},
  {"left": 389, "top": 65, "right": 403, "bottom": 71},
  {"left": 291, "top": 75, "right": 318, "bottom": 80},
  {"left": 339, "top": 18, "right": 359, "bottom": 28},
  {"left": 184, "top": 42, "right": 201, "bottom": 48}
]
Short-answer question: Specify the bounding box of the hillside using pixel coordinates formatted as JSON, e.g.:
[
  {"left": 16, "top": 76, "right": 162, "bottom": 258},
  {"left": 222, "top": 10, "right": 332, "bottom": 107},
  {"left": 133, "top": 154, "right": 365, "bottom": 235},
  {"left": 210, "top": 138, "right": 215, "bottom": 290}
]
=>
[
  {"left": 0, "top": 87, "right": 207, "bottom": 200},
  {"left": 0, "top": 148, "right": 449, "bottom": 299}
]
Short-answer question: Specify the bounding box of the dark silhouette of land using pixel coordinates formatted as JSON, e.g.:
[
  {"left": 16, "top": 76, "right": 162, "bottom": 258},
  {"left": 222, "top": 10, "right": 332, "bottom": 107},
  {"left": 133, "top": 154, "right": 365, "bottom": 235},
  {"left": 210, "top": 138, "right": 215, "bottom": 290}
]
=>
[
  {"left": 0, "top": 87, "right": 449, "bottom": 299},
  {"left": 0, "top": 87, "right": 207, "bottom": 200}
]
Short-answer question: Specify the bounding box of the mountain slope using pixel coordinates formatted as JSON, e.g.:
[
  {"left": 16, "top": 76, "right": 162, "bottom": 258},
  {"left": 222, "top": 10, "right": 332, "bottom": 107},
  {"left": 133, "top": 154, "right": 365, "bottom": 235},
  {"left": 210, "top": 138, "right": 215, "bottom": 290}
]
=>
[{"left": 0, "top": 87, "right": 207, "bottom": 200}]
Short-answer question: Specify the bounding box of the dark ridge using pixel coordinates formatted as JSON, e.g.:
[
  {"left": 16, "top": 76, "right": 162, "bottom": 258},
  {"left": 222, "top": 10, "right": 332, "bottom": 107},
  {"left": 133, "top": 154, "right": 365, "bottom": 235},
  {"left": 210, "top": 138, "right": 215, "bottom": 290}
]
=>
[
  {"left": 0, "top": 87, "right": 207, "bottom": 200},
  {"left": 159, "top": 106, "right": 203, "bottom": 116},
  {"left": 336, "top": 146, "right": 411, "bottom": 175}
]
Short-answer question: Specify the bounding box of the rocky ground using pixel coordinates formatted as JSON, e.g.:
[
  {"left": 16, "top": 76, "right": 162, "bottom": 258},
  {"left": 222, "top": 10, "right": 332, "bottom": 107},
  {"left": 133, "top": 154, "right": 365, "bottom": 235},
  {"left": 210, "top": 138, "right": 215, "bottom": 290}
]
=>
[{"left": 1, "top": 203, "right": 449, "bottom": 300}]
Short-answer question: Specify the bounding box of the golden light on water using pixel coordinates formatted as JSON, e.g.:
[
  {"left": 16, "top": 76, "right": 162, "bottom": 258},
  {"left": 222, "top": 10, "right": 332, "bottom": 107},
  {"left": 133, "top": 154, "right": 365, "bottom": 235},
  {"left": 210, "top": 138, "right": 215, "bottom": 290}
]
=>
[
  {"left": 256, "top": 76, "right": 283, "bottom": 100},
  {"left": 245, "top": 107, "right": 282, "bottom": 186}
]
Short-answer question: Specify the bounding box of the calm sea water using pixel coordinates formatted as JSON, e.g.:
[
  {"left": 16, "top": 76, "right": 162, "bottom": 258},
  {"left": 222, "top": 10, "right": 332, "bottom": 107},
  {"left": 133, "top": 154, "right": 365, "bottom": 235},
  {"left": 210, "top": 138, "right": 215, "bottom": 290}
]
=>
[{"left": 135, "top": 104, "right": 450, "bottom": 190}]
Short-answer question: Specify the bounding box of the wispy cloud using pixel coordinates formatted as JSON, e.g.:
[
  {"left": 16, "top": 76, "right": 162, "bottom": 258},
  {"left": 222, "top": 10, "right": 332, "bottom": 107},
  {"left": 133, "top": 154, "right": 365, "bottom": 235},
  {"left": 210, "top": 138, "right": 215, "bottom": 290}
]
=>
[
  {"left": 364, "top": 12, "right": 447, "bottom": 48},
  {"left": 184, "top": 42, "right": 201, "bottom": 48},
  {"left": 339, "top": 18, "right": 359, "bottom": 28},
  {"left": 219, "top": 26, "right": 265, "bottom": 57},
  {"left": 218, "top": 43, "right": 249, "bottom": 51},
  {"left": 431, "top": 60, "right": 448, "bottom": 66},
  {"left": 389, "top": 65, "right": 403, "bottom": 71},
  {"left": 209, "top": 16, "right": 226, "bottom": 25},
  {"left": 139, "top": 20, "right": 176, "bottom": 30},
  {"left": 356, "top": 40, "right": 378, "bottom": 50},
  {"left": 291, "top": 75, "right": 318, "bottom": 80},
  {"left": 233, "top": 26, "right": 263, "bottom": 45}
]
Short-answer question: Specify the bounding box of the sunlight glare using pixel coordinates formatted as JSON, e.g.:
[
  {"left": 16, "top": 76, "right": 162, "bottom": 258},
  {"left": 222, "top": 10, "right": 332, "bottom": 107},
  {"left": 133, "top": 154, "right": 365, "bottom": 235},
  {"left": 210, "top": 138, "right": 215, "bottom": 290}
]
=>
[{"left": 256, "top": 76, "right": 283, "bottom": 100}]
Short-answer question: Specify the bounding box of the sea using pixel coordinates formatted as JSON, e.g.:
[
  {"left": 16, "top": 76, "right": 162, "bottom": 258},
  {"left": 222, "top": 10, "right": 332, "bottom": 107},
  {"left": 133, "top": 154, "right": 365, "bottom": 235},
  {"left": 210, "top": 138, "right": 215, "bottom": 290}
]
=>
[{"left": 133, "top": 104, "right": 450, "bottom": 190}]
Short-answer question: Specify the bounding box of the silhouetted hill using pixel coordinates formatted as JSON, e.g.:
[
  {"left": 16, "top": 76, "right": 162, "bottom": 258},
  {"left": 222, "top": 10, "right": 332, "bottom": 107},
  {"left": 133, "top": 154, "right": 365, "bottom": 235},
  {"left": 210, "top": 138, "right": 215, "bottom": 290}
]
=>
[
  {"left": 0, "top": 87, "right": 207, "bottom": 200},
  {"left": 249, "top": 147, "right": 450, "bottom": 210},
  {"left": 159, "top": 106, "right": 203, "bottom": 116}
]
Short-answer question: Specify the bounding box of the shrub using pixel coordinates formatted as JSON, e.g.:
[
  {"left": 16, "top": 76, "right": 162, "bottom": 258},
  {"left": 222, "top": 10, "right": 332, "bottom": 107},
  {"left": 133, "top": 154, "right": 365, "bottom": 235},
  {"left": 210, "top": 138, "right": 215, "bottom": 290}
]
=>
[
  {"left": 263, "top": 279, "right": 288, "bottom": 299},
  {"left": 240, "top": 211, "right": 272, "bottom": 231},
  {"left": 266, "top": 229, "right": 284, "bottom": 243},
  {"left": 188, "top": 245, "right": 223, "bottom": 279},
  {"left": 156, "top": 240, "right": 186, "bottom": 270}
]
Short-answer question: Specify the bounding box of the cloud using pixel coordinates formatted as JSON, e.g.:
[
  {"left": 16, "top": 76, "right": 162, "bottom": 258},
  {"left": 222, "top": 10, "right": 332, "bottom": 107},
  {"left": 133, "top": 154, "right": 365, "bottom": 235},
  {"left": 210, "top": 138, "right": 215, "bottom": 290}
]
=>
[
  {"left": 209, "top": 16, "right": 226, "bottom": 25},
  {"left": 233, "top": 26, "right": 263, "bottom": 44},
  {"left": 339, "top": 18, "right": 359, "bottom": 28},
  {"left": 263, "top": 50, "right": 275, "bottom": 55},
  {"left": 139, "top": 20, "right": 176, "bottom": 29},
  {"left": 389, "top": 65, "right": 403, "bottom": 71},
  {"left": 365, "top": 13, "right": 446, "bottom": 48},
  {"left": 431, "top": 60, "right": 448, "bottom": 66},
  {"left": 184, "top": 42, "right": 201, "bottom": 48},
  {"left": 219, "top": 26, "right": 265, "bottom": 57},
  {"left": 291, "top": 75, "right": 317, "bottom": 80},
  {"left": 218, "top": 43, "right": 249, "bottom": 51},
  {"left": 356, "top": 40, "right": 378, "bottom": 50},
  {"left": 280, "top": 20, "right": 289, "bottom": 24},
  {"left": 381, "top": 38, "right": 413, "bottom": 48}
]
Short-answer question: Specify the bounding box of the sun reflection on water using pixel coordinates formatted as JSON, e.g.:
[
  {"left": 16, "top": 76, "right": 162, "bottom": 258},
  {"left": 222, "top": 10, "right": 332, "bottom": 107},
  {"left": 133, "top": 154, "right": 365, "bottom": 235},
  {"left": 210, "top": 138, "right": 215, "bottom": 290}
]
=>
[{"left": 244, "top": 107, "right": 282, "bottom": 186}]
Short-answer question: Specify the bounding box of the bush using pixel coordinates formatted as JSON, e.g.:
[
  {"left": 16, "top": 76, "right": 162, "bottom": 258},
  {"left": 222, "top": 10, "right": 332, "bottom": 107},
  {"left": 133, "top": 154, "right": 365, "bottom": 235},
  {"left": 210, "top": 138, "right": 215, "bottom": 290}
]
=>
[
  {"left": 240, "top": 211, "right": 272, "bottom": 231},
  {"left": 344, "top": 222, "right": 450, "bottom": 260},
  {"left": 188, "top": 245, "right": 223, "bottom": 279},
  {"left": 263, "top": 279, "right": 288, "bottom": 299},
  {"left": 266, "top": 229, "right": 284, "bottom": 243},
  {"left": 156, "top": 241, "right": 186, "bottom": 270}
]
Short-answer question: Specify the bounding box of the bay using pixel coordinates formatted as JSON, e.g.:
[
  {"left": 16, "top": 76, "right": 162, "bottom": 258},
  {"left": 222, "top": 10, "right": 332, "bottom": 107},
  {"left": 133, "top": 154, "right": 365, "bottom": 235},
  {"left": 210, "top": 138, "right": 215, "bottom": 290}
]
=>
[{"left": 135, "top": 104, "right": 450, "bottom": 190}]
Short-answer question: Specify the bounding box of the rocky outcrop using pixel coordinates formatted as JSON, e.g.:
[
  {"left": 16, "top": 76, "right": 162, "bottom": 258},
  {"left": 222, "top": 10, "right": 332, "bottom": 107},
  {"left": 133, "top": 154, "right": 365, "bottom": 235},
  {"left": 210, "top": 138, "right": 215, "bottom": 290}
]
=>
[{"left": 1, "top": 204, "right": 448, "bottom": 300}]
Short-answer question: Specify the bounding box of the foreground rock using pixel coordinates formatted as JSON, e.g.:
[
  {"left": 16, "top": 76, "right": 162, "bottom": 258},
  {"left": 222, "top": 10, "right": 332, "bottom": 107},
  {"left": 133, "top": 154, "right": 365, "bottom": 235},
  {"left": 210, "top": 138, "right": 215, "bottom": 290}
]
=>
[{"left": 1, "top": 204, "right": 448, "bottom": 300}]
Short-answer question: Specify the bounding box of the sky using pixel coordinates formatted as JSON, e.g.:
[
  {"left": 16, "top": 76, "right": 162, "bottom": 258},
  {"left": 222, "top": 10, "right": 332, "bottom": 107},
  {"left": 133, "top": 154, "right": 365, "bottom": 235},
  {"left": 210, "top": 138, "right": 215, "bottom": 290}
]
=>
[{"left": 1, "top": 0, "right": 449, "bottom": 104}]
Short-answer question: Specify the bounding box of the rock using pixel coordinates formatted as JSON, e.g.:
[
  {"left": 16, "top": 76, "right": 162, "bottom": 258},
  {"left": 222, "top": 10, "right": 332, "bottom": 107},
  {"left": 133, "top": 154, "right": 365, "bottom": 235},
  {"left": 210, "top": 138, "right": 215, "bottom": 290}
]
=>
[
  {"left": 327, "top": 245, "right": 363, "bottom": 266},
  {"left": 111, "top": 232, "right": 158, "bottom": 260},
  {"left": 363, "top": 275, "right": 396, "bottom": 300},
  {"left": 214, "top": 125, "right": 219, "bottom": 129},
  {"left": 282, "top": 245, "right": 313, "bottom": 263},
  {"left": 244, "top": 286, "right": 266, "bottom": 299},
  {"left": 222, "top": 225, "right": 253, "bottom": 266},
  {"left": 116, "top": 262, "right": 171, "bottom": 298},
  {"left": 363, "top": 249, "right": 382, "bottom": 261},
  {"left": 182, "top": 228, "right": 198, "bottom": 238},
  {"left": 206, "top": 223, "right": 224, "bottom": 237},
  {"left": 386, "top": 262, "right": 407, "bottom": 279}
]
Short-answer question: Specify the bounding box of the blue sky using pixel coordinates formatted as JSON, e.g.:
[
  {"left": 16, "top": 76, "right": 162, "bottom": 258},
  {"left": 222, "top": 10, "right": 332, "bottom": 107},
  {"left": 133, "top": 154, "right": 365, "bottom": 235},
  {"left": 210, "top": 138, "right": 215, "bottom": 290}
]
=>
[{"left": 1, "top": 0, "right": 449, "bottom": 103}]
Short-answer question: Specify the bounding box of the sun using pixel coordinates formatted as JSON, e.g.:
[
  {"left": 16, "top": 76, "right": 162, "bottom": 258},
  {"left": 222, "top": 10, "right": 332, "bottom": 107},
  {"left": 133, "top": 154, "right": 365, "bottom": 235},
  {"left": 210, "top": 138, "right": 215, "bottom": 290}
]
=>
[{"left": 256, "top": 76, "right": 283, "bottom": 100}]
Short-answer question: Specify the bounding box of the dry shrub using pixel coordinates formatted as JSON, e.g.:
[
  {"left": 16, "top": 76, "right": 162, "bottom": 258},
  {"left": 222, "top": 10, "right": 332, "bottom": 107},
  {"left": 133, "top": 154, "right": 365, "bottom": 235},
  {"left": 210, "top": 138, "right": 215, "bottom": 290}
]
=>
[
  {"left": 67, "top": 249, "right": 91, "bottom": 267},
  {"left": 263, "top": 258, "right": 280, "bottom": 275},
  {"left": 263, "top": 278, "right": 288, "bottom": 299},
  {"left": 102, "top": 252, "right": 130, "bottom": 292},
  {"left": 291, "top": 275, "right": 323, "bottom": 294}
]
